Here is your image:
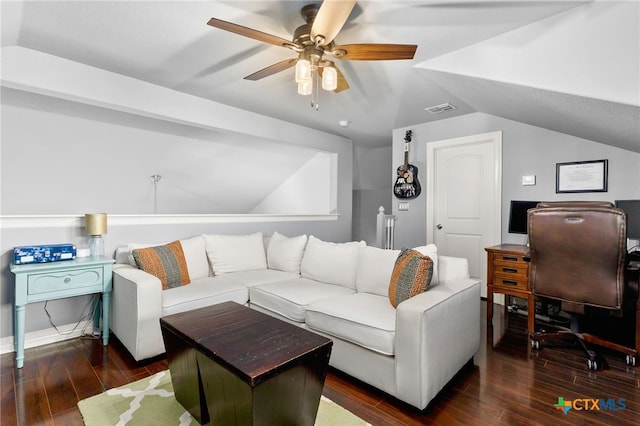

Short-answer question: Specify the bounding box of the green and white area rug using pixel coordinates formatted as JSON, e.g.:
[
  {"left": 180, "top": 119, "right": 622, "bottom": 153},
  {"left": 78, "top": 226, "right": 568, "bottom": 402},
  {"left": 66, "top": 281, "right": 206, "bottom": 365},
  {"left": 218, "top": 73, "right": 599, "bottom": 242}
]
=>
[{"left": 78, "top": 370, "right": 370, "bottom": 426}]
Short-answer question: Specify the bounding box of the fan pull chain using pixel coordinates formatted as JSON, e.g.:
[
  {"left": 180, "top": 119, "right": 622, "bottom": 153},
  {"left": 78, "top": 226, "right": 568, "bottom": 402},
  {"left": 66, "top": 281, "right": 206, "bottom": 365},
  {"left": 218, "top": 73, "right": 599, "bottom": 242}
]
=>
[{"left": 311, "top": 70, "right": 320, "bottom": 110}]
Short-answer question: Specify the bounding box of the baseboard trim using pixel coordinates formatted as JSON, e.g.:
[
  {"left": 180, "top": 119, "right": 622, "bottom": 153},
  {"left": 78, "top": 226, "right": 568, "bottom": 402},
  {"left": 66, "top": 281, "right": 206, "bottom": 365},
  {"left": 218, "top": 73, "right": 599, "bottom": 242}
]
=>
[{"left": 0, "top": 320, "right": 93, "bottom": 355}]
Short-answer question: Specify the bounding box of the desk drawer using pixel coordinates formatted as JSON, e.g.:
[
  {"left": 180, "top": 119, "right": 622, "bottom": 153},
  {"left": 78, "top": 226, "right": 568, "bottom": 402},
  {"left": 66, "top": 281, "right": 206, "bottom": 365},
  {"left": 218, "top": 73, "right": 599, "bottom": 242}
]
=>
[
  {"left": 494, "top": 252, "right": 526, "bottom": 263},
  {"left": 493, "top": 274, "right": 528, "bottom": 291},
  {"left": 493, "top": 260, "right": 528, "bottom": 278},
  {"left": 27, "top": 267, "right": 103, "bottom": 295}
]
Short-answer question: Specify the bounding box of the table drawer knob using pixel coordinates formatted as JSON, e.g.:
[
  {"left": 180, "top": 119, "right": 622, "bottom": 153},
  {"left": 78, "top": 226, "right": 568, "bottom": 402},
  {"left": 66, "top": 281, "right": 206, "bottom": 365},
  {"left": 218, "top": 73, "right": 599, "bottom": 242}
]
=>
[
  {"left": 502, "top": 268, "right": 518, "bottom": 274},
  {"left": 64, "top": 277, "right": 71, "bottom": 284},
  {"left": 502, "top": 256, "right": 518, "bottom": 261},
  {"left": 502, "top": 280, "right": 518, "bottom": 286}
]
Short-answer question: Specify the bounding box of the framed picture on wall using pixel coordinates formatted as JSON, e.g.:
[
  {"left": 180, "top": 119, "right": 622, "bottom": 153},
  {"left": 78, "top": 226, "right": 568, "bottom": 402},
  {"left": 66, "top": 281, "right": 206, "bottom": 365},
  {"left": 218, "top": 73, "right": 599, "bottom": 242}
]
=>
[{"left": 556, "top": 159, "right": 608, "bottom": 193}]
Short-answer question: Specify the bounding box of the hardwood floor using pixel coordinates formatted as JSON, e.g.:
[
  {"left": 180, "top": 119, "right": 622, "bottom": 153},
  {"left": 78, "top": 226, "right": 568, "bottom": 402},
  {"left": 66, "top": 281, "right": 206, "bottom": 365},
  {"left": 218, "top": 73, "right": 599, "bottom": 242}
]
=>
[{"left": 1, "top": 301, "right": 639, "bottom": 425}]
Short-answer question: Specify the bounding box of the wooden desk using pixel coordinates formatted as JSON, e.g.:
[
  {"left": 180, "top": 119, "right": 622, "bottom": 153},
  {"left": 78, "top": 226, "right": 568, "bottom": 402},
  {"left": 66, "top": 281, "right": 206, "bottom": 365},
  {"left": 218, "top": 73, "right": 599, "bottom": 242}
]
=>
[
  {"left": 628, "top": 262, "right": 640, "bottom": 358},
  {"left": 485, "top": 244, "right": 534, "bottom": 334}
]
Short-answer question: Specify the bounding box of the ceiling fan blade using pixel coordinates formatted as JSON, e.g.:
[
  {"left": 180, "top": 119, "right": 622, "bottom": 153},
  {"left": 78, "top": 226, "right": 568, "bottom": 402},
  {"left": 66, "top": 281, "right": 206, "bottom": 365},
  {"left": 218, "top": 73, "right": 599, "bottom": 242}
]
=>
[
  {"left": 332, "top": 44, "right": 417, "bottom": 61},
  {"left": 311, "top": 0, "right": 356, "bottom": 46},
  {"left": 207, "top": 17, "right": 293, "bottom": 48},
  {"left": 317, "top": 66, "right": 350, "bottom": 93},
  {"left": 244, "top": 58, "right": 297, "bottom": 81}
]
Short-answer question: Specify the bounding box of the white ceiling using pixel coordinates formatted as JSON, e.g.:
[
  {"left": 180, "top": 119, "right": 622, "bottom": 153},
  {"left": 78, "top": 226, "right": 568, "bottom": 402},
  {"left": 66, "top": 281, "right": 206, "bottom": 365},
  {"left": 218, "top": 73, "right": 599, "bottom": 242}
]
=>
[{"left": 2, "top": 0, "right": 639, "bottom": 152}]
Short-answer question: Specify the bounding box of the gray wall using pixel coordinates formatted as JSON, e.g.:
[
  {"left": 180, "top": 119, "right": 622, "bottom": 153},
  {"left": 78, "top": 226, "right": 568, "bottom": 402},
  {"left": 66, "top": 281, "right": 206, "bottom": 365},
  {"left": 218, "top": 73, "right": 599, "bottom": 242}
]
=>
[
  {"left": 352, "top": 145, "right": 392, "bottom": 245},
  {"left": 391, "top": 112, "right": 640, "bottom": 249},
  {"left": 1, "top": 88, "right": 336, "bottom": 215},
  {"left": 0, "top": 90, "right": 354, "bottom": 343}
]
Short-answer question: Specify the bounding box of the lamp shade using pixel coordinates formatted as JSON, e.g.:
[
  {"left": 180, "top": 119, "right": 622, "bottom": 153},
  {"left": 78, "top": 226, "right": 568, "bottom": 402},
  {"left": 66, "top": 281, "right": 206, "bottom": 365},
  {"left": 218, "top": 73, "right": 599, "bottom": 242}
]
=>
[
  {"left": 85, "top": 213, "right": 107, "bottom": 235},
  {"left": 321, "top": 65, "right": 338, "bottom": 91},
  {"left": 297, "top": 79, "right": 312, "bottom": 96},
  {"left": 295, "top": 58, "right": 311, "bottom": 83}
]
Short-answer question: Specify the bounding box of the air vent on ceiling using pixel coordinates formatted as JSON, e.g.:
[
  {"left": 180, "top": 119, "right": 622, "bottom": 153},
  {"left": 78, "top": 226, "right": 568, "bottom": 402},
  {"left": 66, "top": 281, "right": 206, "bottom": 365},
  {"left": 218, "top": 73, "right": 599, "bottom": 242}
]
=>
[{"left": 425, "top": 103, "right": 457, "bottom": 114}]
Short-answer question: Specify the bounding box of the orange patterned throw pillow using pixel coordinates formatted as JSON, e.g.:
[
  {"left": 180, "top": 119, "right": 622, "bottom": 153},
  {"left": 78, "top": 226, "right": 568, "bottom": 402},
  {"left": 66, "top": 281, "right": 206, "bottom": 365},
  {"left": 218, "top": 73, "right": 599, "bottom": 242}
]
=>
[
  {"left": 388, "top": 248, "right": 434, "bottom": 308},
  {"left": 132, "top": 240, "right": 190, "bottom": 290}
]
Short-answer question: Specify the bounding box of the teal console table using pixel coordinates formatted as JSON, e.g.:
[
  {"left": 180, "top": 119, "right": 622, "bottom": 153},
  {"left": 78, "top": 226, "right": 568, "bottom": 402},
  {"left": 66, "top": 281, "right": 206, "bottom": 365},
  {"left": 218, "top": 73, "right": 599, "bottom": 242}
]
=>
[{"left": 10, "top": 256, "right": 114, "bottom": 368}]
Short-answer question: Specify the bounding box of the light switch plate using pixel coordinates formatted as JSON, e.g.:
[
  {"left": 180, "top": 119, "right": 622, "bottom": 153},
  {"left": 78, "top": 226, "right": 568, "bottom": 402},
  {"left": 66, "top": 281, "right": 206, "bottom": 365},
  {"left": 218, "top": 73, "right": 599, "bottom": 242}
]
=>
[
  {"left": 398, "top": 202, "right": 409, "bottom": 211},
  {"left": 522, "top": 175, "right": 536, "bottom": 186}
]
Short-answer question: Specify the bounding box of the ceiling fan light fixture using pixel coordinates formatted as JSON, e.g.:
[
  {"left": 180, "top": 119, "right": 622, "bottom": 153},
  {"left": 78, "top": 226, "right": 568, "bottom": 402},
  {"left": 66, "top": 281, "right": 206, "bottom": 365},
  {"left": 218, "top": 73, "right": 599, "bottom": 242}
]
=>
[
  {"left": 207, "top": 1, "right": 416, "bottom": 109},
  {"left": 295, "top": 58, "right": 311, "bottom": 83},
  {"left": 321, "top": 62, "right": 338, "bottom": 91}
]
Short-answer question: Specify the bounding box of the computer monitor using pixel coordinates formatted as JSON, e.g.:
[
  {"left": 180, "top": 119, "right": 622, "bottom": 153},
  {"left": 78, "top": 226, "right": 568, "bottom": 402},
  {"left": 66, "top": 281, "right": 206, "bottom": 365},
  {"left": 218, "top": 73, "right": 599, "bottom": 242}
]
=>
[
  {"left": 615, "top": 199, "right": 640, "bottom": 241},
  {"left": 508, "top": 200, "right": 540, "bottom": 234}
]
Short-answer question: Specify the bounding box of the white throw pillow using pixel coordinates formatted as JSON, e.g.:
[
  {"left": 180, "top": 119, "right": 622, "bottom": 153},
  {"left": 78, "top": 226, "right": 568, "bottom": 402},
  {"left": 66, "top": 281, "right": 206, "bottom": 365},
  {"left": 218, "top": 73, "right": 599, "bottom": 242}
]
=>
[
  {"left": 413, "top": 244, "right": 439, "bottom": 285},
  {"left": 355, "top": 246, "right": 401, "bottom": 296},
  {"left": 300, "top": 236, "right": 365, "bottom": 288},
  {"left": 126, "top": 236, "right": 210, "bottom": 280},
  {"left": 203, "top": 232, "right": 267, "bottom": 275},
  {"left": 266, "top": 232, "right": 307, "bottom": 274},
  {"left": 179, "top": 236, "right": 210, "bottom": 280}
]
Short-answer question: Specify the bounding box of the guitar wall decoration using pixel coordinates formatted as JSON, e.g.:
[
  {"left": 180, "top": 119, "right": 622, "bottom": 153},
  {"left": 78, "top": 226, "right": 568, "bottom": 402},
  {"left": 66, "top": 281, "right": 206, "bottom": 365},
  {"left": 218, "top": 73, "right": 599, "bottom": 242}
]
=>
[{"left": 394, "top": 130, "right": 421, "bottom": 199}]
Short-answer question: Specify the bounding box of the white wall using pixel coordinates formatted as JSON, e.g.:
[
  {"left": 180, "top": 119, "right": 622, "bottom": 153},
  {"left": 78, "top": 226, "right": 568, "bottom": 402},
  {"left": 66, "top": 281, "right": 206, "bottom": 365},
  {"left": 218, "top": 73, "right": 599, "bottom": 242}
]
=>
[
  {"left": 251, "top": 152, "right": 337, "bottom": 214},
  {"left": 421, "top": 1, "right": 639, "bottom": 107},
  {"left": 392, "top": 112, "right": 640, "bottom": 249}
]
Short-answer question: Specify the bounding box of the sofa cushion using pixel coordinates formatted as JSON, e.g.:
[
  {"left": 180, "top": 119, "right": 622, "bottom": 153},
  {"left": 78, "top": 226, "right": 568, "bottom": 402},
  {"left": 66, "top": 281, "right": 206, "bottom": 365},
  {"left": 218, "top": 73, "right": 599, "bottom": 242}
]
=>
[
  {"left": 388, "top": 248, "right": 434, "bottom": 308},
  {"left": 203, "top": 232, "right": 267, "bottom": 274},
  {"left": 266, "top": 232, "right": 307, "bottom": 273},
  {"left": 222, "top": 269, "right": 300, "bottom": 288},
  {"left": 124, "top": 235, "right": 210, "bottom": 280},
  {"left": 300, "top": 236, "right": 364, "bottom": 288},
  {"left": 249, "top": 278, "right": 355, "bottom": 322},
  {"left": 132, "top": 241, "right": 190, "bottom": 290},
  {"left": 178, "top": 236, "right": 211, "bottom": 280},
  {"left": 306, "top": 293, "right": 396, "bottom": 356},
  {"left": 355, "top": 246, "right": 401, "bottom": 296},
  {"left": 414, "top": 244, "right": 439, "bottom": 286},
  {"left": 161, "top": 276, "right": 248, "bottom": 316}
]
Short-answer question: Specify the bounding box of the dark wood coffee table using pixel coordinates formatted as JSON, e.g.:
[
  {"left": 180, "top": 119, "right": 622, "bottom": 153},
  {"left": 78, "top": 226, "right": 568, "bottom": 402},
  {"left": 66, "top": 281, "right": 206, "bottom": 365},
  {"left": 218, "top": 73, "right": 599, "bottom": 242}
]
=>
[{"left": 160, "top": 302, "right": 332, "bottom": 425}]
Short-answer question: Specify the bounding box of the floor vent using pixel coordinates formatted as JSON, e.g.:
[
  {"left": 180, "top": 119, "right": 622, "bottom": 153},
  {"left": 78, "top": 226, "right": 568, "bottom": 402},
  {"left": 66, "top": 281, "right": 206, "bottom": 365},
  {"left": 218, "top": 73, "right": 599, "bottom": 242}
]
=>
[{"left": 425, "top": 103, "right": 457, "bottom": 114}]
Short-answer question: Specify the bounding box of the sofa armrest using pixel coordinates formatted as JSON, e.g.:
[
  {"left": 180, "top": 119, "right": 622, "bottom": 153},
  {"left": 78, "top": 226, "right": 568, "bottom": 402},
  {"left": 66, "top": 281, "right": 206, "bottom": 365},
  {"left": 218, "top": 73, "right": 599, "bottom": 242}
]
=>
[
  {"left": 111, "top": 265, "right": 165, "bottom": 361},
  {"left": 438, "top": 256, "right": 470, "bottom": 281},
  {"left": 394, "top": 277, "right": 481, "bottom": 409}
]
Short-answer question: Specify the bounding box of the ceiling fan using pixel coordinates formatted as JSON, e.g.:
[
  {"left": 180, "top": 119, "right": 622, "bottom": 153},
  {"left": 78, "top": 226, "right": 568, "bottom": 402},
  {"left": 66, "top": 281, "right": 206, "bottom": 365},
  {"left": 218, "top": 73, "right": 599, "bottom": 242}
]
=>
[{"left": 207, "top": 0, "right": 417, "bottom": 105}]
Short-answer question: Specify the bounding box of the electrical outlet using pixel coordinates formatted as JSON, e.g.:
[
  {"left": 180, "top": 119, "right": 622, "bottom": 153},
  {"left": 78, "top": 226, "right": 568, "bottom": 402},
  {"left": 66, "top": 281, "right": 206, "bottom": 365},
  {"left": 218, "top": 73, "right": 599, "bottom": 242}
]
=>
[{"left": 398, "top": 202, "right": 409, "bottom": 211}]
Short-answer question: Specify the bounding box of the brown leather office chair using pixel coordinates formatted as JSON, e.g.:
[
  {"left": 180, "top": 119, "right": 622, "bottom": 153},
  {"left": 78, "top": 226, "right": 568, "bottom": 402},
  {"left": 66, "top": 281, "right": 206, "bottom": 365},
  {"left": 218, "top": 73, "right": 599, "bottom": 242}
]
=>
[{"left": 528, "top": 201, "right": 638, "bottom": 370}]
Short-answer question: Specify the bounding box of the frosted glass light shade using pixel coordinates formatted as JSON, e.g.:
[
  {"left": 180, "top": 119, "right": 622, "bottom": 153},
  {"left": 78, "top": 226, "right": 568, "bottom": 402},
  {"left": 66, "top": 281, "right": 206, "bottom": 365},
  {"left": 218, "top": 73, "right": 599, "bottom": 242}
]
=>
[
  {"left": 298, "top": 79, "right": 312, "bottom": 96},
  {"left": 322, "top": 65, "right": 338, "bottom": 91},
  {"left": 85, "top": 213, "right": 107, "bottom": 235},
  {"left": 295, "top": 59, "right": 311, "bottom": 83}
]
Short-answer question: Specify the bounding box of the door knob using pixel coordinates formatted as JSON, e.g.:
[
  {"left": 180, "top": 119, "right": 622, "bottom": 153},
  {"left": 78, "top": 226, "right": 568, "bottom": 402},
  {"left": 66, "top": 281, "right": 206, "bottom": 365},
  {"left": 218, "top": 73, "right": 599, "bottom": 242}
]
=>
[{"left": 436, "top": 224, "right": 443, "bottom": 230}]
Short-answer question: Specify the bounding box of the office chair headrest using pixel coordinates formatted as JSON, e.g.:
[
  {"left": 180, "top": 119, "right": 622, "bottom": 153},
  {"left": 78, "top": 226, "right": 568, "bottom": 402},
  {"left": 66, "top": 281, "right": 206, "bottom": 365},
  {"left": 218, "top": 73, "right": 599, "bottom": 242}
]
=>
[{"left": 535, "top": 201, "right": 614, "bottom": 208}]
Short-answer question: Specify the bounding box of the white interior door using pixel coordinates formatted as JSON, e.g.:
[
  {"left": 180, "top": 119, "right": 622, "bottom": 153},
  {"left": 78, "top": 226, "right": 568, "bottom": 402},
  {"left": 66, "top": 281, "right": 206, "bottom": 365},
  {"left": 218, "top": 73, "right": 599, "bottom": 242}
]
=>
[{"left": 426, "top": 131, "right": 502, "bottom": 298}]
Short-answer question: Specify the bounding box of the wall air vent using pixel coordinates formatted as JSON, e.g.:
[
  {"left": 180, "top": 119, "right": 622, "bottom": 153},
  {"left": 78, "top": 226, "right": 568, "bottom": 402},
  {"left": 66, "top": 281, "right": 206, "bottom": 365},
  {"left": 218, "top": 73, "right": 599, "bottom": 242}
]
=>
[{"left": 425, "top": 103, "right": 457, "bottom": 114}]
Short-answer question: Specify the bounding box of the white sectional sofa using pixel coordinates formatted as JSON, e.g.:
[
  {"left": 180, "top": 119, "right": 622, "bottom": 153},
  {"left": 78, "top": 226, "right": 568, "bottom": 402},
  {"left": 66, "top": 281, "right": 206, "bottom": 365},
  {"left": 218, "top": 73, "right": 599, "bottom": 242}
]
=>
[{"left": 110, "top": 232, "right": 480, "bottom": 410}]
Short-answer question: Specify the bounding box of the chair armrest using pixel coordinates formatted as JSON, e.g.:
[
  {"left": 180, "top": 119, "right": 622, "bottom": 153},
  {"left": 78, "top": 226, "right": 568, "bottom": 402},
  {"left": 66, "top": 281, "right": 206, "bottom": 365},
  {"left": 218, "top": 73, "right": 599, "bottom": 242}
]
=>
[
  {"left": 111, "top": 265, "right": 165, "bottom": 361},
  {"left": 394, "top": 277, "right": 480, "bottom": 409}
]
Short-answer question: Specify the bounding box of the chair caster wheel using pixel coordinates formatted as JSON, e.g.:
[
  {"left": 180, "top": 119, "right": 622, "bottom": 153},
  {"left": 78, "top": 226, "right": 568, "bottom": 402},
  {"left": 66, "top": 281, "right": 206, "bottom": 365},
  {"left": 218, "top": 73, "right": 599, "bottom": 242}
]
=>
[
  {"left": 531, "top": 340, "right": 540, "bottom": 350},
  {"left": 626, "top": 355, "right": 636, "bottom": 367},
  {"left": 587, "top": 359, "right": 599, "bottom": 370}
]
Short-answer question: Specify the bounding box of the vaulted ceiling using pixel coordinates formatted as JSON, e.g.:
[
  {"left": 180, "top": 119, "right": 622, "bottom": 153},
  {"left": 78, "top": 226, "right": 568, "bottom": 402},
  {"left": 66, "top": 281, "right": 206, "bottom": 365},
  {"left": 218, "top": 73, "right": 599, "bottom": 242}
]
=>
[{"left": 2, "top": 1, "right": 638, "bottom": 152}]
